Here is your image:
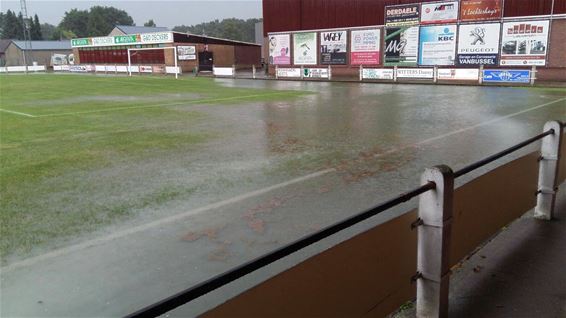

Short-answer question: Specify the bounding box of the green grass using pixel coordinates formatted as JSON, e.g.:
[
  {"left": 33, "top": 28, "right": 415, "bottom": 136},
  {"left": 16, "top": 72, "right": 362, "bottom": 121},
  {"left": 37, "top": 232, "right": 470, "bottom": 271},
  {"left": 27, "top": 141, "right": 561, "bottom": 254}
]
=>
[{"left": 0, "top": 74, "right": 306, "bottom": 262}]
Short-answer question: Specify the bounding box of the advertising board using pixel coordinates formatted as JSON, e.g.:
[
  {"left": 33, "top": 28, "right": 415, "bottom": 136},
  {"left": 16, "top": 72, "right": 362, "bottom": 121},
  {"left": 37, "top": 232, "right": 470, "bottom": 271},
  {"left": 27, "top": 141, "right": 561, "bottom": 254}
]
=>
[
  {"left": 293, "top": 32, "right": 317, "bottom": 65},
  {"left": 304, "top": 68, "right": 329, "bottom": 78},
  {"left": 71, "top": 32, "right": 173, "bottom": 48},
  {"left": 396, "top": 68, "right": 434, "bottom": 79},
  {"left": 500, "top": 20, "right": 550, "bottom": 66},
  {"left": 384, "top": 26, "right": 419, "bottom": 66},
  {"left": 178, "top": 46, "right": 196, "bottom": 60},
  {"left": 418, "top": 25, "right": 457, "bottom": 66},
  {"left": 457, "top": 23, "right": 501, "bottom": 66},
  {"left": 268, "top": 34, "right": 291, "bottom": 65},
  {"left": 482, "top": 69, "right": 531, "bottom": 83},
  {"left": 421, "top": 1, "right": 459, "bottom": 24},
  {"left": 213, "top": 67, "right": 235, "bottom": 77},
  {"left": 320, "top": 31, "right": 347, "bottom": 65},
  {"left": 385, "top": 4, "right": 420, "bottom": 26},
  {"left": 276, "top": 68, "right": 302, "bottom": 78},
  {"left": 351, "top": 29, "right": 381, "bottom": 65},
  {"left": 140, "top": 66, "right": 153, "bottom": 73},
  {"left": 437, "top": 68, "right": 480, "bottom": 80},
  {"left": 69, "top": 65, "right": 93, "bottom": 72},
  {"left": 460, "top": 0, "right": 502, "bottom": 21},
  {"left": 362, "top": 68, "right": 395, "bottom": 80}
]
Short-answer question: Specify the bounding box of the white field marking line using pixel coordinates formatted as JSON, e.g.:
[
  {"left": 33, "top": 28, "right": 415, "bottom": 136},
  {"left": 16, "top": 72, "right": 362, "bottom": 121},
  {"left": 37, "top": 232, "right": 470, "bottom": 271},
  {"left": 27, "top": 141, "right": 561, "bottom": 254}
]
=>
[
  {"left": 0, "top": 169, "right": 334, "bottom": 273},
  {"left": 34, "top": 92, "right": 298, "bottom": 118},
  {"left": 1, "top": 97, "right": 564, "bottom": 273},
  {"left": 0, "top": 108, "right": 36, "bottom": 118}
]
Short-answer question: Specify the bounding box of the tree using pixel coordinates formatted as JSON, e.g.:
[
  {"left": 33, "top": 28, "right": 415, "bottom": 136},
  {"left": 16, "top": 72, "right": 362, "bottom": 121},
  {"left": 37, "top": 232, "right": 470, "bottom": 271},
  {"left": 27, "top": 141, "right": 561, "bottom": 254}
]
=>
[
  {"left": 30, "top": 14, "right": 42, "bottom": 40},
  {"left": 1, "top": 10, "right": 19, "bottom": 39},
  {"left": 40, "top": 23, "right": 58, "bottom": 40},
  {"left": 87, "top": 6, "right": 134, "bottom": 36},
  {"left": 173, "top": 18, "right": 261, "bottom": 43},
  {"left": 59, "top": 9, "right": 89, "bottom": 37},
  {"left": 16, "top": 12, "right": 25, "bottom": 40},
  {"left": 144, "top": 19, "right": 156, "bottom": 27}
]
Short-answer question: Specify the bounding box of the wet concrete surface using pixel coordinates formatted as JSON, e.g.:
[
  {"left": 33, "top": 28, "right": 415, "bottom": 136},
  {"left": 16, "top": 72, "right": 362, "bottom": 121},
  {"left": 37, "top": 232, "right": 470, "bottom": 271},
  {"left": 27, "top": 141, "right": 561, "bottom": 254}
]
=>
[{"left": 1, "top": 79, "right": 565, "bottom": 317}]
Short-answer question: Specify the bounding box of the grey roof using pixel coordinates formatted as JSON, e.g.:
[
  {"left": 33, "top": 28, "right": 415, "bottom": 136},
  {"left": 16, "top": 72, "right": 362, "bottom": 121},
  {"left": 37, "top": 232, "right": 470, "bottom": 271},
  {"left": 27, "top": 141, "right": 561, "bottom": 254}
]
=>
[
  {"left": 115, "top": 25, "right": 169, "bottom": 35},
  {"left": 11, "top": 40, "right": 72, "bottom": 51}
]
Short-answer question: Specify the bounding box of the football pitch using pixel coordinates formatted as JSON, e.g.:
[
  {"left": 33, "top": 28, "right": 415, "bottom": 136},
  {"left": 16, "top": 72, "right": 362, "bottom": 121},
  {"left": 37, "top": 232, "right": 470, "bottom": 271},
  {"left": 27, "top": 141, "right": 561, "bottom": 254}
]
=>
[{"left": 0, "top": 74, "right": 306, "bottom": 262}]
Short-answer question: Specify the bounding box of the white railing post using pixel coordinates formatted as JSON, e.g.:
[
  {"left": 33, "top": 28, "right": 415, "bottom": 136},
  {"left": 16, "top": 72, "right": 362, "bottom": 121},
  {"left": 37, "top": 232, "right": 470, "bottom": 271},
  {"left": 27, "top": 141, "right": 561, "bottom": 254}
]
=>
[
  {"left": 535, "top": 121, "right": 564, "bottom": 220},
  {"left": 301, "top": 65, "right": 304, "bottom": 79},
  {"left": 359, "top": 64, "right": 363, "bottom": 81},
  {"left": 416, "top": 165, "right": 454, "bottom": 318},
  {"left": 328, "top": 65, "right": 332, "bottom": 80},
  {"left": 275, "top": 65, "right": 279, "bottom": 79},
  {"left": 433, "top": 66, "right": 438, "bottom": 83},
  {"left": 479, "top": 65, "right": 484, "bottom": 85},
  {"left": 232, "top": 64, "right": 236, "bottom": 78},
  {"left": 531, "top": 66, "right": 536, "bottom": 86},
  {"left": 252, "top": 64, "right": 256, "bottom": 79},
  {"left": 394, "top": 66, "right": 398, "bottom": 82}
]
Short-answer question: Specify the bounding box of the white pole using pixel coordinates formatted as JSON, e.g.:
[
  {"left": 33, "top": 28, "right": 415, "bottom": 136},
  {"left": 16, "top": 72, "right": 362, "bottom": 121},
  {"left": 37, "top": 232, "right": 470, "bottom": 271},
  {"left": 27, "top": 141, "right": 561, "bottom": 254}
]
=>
[
  {"left": 535, "top": 120, "right": 563, "bottom": 220},
  {"left": 174, "top": 46, "right": 178, "bottom": 80},
  {"left": 127, "top": 48, "right": 132, "bottom": 77}
]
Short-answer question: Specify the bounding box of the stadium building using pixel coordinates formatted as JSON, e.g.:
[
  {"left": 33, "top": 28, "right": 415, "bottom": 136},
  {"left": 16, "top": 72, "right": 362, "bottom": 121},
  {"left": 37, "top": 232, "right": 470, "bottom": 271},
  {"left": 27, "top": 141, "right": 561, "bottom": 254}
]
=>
[
  {"left": 70, "top": 31, "right": 261, "bottom": 73},
  {"left": 262, "top": 0, "right": 566, "bottom": 81}
]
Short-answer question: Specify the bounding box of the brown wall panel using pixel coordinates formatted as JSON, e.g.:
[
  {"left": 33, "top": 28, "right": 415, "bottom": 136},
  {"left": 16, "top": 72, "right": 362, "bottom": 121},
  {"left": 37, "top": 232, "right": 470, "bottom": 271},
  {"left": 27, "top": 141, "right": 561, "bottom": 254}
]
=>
[
  {"left": 547, "top": 20, "right": 566, "bottom": 68},
  {"left": 234, "top": 45, "right": 261, "bottom": 66},
  {"left": 450, "top": 151, "right": 539, "bottom": 266},
  {"left": 503, "top": 0, "right": 553, "bottom": 17},
  {"left": 203, "top": 210, "right": 418, "bottom": 318}
]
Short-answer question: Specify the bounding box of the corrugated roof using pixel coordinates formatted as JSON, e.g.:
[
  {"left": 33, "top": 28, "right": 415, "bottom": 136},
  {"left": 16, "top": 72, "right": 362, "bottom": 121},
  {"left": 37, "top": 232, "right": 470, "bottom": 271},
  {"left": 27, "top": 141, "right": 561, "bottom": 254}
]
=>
[
  {"left": 116, "top": 25, "right": 169, "bottom": 35},
  {"left": 11, "top": 40, "right": 72, "bottom": 51}
]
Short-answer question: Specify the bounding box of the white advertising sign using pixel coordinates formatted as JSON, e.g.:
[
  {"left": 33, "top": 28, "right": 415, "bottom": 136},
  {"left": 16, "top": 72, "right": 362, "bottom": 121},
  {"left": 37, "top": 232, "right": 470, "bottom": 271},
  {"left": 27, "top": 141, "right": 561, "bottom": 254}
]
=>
[
  {"left": 362, "top": 68, "right": 395, "bottom": 80},
  {"left": 437, "top": 68, "right": 480, "bottom": 80},
  {"left": 213, "top": 67, "right": 235, "bottom": 77},
  {"left": 320, "top": 31, "right": 347, "bottom": 64},
  {"left": 293, "top": 32, "right": 317, "bottom": 65},
  {"left": 418, "top": 25, "right": 457, "bottom": 66},
  {"left": 178, "top": 46, "right": 196, "bottom": 60},
  {"left": 141, "top": 32, "right": 174, "bottom": 44},
  {"left": 421, "top": 1, "right": 459, "bottom": 24},
  {"left": 396, "top": 68, "right": 434, "bottom": 79},
  {"left": 268, "top": 34, "right": 291, "bottom": 65},
  {"left": 500, "top": 20, "right": 550, "bottom": 66},
  {"left": 304, "top": 68, "right": 329, "bottom": 78},
  {"left": 351, "top": 29, "right": 381, "bottom": 65},
  {"left": 457, "top": 23, "right": 501, "bottom": 65},
  {"left": 276, "top": 68, "right": 302, "bottom": 78},
  {"left": 140, "top": 66, "right": 153, "bottom": 73}
]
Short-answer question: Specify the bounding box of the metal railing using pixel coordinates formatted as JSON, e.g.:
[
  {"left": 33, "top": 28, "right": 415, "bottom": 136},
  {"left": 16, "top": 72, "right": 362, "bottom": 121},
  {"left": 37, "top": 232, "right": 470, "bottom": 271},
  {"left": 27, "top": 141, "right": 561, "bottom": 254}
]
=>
[{"left": 126, "top": 120, "right": 565, "bottom": 318}]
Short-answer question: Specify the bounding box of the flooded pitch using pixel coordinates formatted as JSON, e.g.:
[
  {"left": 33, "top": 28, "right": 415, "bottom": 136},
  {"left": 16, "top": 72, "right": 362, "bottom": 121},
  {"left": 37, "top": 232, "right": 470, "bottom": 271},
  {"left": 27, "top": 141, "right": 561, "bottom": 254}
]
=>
[{"left": 1, "top": 79, "right": 565, "bottom": 317}]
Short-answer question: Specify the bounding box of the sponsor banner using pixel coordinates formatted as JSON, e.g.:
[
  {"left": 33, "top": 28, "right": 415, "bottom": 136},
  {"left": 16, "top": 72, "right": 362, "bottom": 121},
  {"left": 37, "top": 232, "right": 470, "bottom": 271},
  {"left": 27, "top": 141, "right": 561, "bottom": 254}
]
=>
[
  {"left": 178, "top": 46, "right": 196, "bottom": 60},
  {"left": 106, "top": 65, "right": 117, "bottom": 72},
  {"left": 53, "top": 65, "right": 70, "bottom": 71},
  {"left": 457, "top": 23, "right": 501, "bottom": 66},
  {"left": 140, "top": 66, "right": 153, "bottom": 73},
  {"left": 351, "top": 29, "right": 381, "bottom": 65},
  {"left": 320, "top": 31, "right": 347, "bottom": 65},
  {"left": 94, "top": 65, "right": 106, "bottom": 72},
  {"left": 362, "top": 68, "right": 394, "bottom": 80},
  {"left": 437, "top": 68, "right": 480, "bottom": 80},
  {"left": 483, "top": 69, "right": 530, "bottom": 83},
  {"left": 421, "top": 1, "right": 459, "bottom": 24},
  {"left": 152, "top": 65, "right": 165, "bottom": 74},
  {"left": 276, "top": 68, "right": 302, "bottom": 78},
  {"left": 460, "top": 0, "right": 502, "bottom": 21},
  {"left": 304, "top": 68, "right": 329, "bottom": 78},
  {"left": 293, "top": 32, "right": 317, "bottom": 65},
  {"left": 213, "top": 67, "right": 235, "bottom": 77},
  {"left": 69, "top": 65, "right": 93, "bottom": 72},
  {"left": 116, "top": 65, "right": 129, "bottom": 73},
  {"left": 268, "top": 34, "right": 291, "bottom": 65},
  {"left": 71, "top": 32, "right": 173, "bottom": 48},
  {"left": 397, "top": 68, "right": 434, "bottom": 79},
  {"left": 165, "top": 66, "right": 182, "bottom": 74},
  {"left": 385, "top": 4, "right": 420, "bottom": 26},
  {"left": 500, "top": 20, "right": 549, "bottom": 66},
  {"left": 419, "top": 25, "right": 457, "bottom": 66},
  {"left": 385, "top": 26, "right": 419, "bottom": 66}
]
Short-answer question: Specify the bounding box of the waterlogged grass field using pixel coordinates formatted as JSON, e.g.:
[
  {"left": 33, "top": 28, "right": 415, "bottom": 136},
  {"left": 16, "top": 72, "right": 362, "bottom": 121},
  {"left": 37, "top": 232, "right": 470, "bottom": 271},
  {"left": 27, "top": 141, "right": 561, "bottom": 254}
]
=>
[{"left": 0, "top": 74, "right": 305, "bottom": 262}]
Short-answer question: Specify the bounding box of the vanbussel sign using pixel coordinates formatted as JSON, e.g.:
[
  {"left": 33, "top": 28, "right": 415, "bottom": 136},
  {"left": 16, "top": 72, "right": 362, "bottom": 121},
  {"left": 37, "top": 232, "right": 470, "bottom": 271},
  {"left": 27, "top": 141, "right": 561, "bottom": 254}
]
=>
[{"left": 71, "top": 32, "right": 174, "bottom": 48}]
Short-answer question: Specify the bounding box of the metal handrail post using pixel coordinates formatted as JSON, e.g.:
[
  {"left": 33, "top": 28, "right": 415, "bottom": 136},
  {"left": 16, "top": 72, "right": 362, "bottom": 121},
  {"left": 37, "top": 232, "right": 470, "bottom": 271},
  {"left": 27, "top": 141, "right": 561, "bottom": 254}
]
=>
[
  {"left": 535, "top": 121, "right": 564, "bottom": 220},
  {"left": 416, "top": 165, "right": 454, "bottom": 318}
]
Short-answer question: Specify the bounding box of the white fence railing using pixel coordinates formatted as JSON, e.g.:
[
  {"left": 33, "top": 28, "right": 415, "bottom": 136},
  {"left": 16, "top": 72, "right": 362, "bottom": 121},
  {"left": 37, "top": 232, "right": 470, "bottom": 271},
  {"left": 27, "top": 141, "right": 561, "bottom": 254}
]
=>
[{"left": 0, "top": 65, "right": 47, "bottom": 73}]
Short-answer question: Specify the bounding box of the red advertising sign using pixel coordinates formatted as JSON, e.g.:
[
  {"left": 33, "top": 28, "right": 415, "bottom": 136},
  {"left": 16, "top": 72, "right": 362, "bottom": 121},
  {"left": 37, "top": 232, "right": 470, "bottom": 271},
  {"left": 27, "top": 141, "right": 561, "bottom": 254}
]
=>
[{"left": 460, "top": 0, "right": 502, "bottom": 21}]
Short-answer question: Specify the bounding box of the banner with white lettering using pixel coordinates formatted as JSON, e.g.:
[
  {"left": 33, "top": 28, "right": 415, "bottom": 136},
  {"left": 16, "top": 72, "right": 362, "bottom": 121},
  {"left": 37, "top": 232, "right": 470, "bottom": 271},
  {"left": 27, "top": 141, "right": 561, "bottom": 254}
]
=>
[{"left": 385, "top": 4, "right": 420, "bottom": 26}]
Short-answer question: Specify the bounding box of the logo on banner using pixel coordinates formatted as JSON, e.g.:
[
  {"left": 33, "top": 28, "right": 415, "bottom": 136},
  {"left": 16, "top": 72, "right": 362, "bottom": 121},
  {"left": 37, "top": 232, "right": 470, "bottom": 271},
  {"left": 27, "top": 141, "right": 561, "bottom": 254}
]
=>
[{"left": 438, "top": 28, "right": 455, "bottom": 41}]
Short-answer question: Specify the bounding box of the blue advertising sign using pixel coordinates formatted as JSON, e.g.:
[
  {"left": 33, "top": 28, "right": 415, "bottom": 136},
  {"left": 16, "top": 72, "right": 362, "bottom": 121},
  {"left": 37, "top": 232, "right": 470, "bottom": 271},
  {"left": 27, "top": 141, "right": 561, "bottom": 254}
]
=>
[{"left": 482, "top": 70, "right": 530, "bottom": 83}]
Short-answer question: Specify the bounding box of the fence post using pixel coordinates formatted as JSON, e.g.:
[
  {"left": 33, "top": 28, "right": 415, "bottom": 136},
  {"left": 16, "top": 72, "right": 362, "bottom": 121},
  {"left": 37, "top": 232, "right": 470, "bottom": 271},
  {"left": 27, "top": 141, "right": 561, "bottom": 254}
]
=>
[
  {"left": 416, "top": 165, "right": 454, "bottom": 318},
  {"left": 394, "top": 66, "right": 398, "bottom": 82},
  {"left": 275, "top": 65, "right": 278, "bottom": 79},
  {"left": 479, "top": 65, "right": 484, "bottom": 85},
  {"left": 252, "top": 64, "right": 256, "bottom": 79},
  {"left": 433, "top": 66, "right": 438, "bottom": 83},
  {"left": 530, "top": 66, "right": 536, "bottom": 86},
  {"left": 359, "top": 65, "right": 363, "bottom": 81},
  {"left": 301, "top": 65, "right": 304, "bottom": 80},
  {"left": 232, "top": 64, "right": 236, "bottom": 78},
  {"left": 328, "top": 65, "right": 332, "bottom": 80},
  {"left": 535, "top": 120, "right": 564, "bottom": 220}
]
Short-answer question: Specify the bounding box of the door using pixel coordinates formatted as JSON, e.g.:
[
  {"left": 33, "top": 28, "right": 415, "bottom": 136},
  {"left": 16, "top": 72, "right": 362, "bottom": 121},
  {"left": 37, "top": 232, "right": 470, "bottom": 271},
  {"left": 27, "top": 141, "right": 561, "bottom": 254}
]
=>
[{"left": 198, "top": 51, "right": 213, "bottom": 72}]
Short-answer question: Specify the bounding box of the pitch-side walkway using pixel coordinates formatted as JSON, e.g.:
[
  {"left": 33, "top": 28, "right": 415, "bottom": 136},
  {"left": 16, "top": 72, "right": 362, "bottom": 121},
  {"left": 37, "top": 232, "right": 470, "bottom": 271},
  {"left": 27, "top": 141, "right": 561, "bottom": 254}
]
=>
[{"left": 396, "top": 182, "right": 566, "bottom": 318}]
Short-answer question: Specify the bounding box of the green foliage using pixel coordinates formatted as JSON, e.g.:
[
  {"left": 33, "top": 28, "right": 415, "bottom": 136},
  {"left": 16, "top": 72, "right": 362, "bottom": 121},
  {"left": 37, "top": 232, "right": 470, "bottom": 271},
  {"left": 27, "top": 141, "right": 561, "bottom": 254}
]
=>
[
  {"left": 40, "top": 23, "right": 58, "bottom": 40},
  {"left": 1, "top": 10, "right": 21, "bottom": 39},
  {"left": 30, "top": 14, "right": 42, "bottom": 40},
  {"left": 144, "top": 19, "right": 156, "bottom": 27},
  {"left": 173, "top": 18, "right": 261, "bottom": 43},
  {"left": 59, "top": 6, "right": 134, "bottom": 38}
]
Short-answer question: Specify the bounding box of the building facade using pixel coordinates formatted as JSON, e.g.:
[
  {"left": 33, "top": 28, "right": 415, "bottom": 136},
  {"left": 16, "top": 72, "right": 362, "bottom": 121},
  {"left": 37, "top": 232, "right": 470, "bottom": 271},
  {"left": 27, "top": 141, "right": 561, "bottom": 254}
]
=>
[{"left": 4, "top": 41, "right": 72, "bottom": 66}]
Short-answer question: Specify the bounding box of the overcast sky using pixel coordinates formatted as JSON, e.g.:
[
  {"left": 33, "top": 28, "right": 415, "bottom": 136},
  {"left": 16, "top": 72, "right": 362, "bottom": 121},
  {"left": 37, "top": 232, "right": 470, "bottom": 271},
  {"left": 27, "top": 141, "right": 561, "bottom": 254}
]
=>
[{"left": 0, "top": 0, "right": 262, "bottom": 28}]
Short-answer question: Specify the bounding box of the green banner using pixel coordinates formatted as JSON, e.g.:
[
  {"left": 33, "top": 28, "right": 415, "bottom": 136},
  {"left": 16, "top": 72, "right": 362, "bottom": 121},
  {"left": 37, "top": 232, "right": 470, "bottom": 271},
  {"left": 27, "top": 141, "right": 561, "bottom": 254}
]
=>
[
  {"left": 71, "top": 38, "right": 90, "bottom": 46},
  {"left": 114, "top": 35, "right": 138, "bottom": 44}
]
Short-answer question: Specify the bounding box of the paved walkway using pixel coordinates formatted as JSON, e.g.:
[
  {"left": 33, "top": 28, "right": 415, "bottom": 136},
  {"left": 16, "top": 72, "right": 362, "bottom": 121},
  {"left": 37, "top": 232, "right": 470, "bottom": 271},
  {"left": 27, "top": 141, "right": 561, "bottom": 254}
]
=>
[{"left": 397, "top": 182, "right": 566, "bottom": 318}]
